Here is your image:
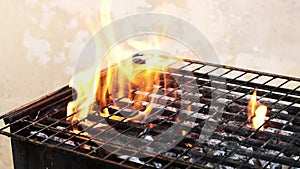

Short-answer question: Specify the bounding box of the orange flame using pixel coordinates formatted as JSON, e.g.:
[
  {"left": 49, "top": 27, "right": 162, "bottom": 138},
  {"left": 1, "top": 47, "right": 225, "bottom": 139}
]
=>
[
  {"left": 68, "top": 53, "right": 181, "bottom": 124},
  {"left": 67, "top": 1, "right": 183, "bottom": 125},
  {"left": 247, "top": 88, "right": 268, "bottom": 131},
  {"left": 99, "top": 54, "right": 181, "bottom": 121}
]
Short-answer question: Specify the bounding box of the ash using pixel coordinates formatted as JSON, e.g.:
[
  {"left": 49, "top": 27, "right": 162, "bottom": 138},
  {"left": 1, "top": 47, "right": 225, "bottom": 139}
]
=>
[{"left": 30, "top": 130, "right": 76, "bottom": 146}]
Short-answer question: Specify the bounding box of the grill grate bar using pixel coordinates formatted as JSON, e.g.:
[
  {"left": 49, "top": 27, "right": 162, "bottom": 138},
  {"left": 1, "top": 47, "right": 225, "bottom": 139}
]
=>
[
  {"left": 262, "top": 131, "right": 300, "bottom": 169},
  {"left": 213, "top": 84, "right": 300, "bottom": 168},
  {"left": 12, "top": 92, "right": 73, "bottom": 135},
  {"left": 184, "top": 70, "right": 298, "bottom": 168},
  {"left": 184, "top": 59, "right": 300, "bottom": 82},
  {"left": 84, "top": 87, "right": 181, "bottom": 157},
  {"left": 129, "top": 63, "right": 230, "bottom": 168},
  {"left": 41, "top": 96, "right": 127, "bottom": 144},
  {"left": 1, "top": 58, "right": 300, "bottom": 169},
  {"left": 108, "top": 81, "right": 197, "bottom": 164}
]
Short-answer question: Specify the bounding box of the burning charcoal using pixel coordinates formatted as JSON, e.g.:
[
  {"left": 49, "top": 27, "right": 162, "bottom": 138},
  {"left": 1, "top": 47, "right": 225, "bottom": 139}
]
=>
[{"left": 80, "top": 144, "right": 92, "bottom": 150}]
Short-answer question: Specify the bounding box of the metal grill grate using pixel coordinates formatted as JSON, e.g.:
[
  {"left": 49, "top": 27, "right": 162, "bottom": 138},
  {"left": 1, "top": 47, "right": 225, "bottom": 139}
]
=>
[{"left": 1, "top": 58, "right": 300, "bottom": 169}]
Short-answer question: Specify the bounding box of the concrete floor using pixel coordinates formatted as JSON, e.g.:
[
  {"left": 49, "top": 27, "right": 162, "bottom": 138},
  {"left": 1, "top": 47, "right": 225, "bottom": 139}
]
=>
[{"left": 1, "top": 0, "right": 299, "bottom": 168}]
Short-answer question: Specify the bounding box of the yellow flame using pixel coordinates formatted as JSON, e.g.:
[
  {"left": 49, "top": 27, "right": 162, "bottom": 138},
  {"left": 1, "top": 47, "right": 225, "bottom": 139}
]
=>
[
  {"left": 100, "top": 0, "right": 112, "bottom": 27},
  {"left": 67, "top": 0, "right": 184, "bottom": 127},
  {"left": 67, "top": 0, "right": 115, "bottom": 122},
  {"left": 247, "top": 89, "right": 268, "bottom": 131},
  {"left": 97, "top": 54, "right": 180, "bottom": 122},
  {"left": 252, "top": 105, "right": 268, "bottom": 130},
  {"left": 67, "top": 62, "right": 101, "bottom": 122},
  {"left": 248, "top": 88, "right": 257, "bottom": 122}
]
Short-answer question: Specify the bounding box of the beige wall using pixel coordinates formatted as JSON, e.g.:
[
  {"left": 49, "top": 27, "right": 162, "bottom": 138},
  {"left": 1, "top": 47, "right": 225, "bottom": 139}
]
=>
[{"left": 1, "top": 0, "right": 299, "bottom": 168}]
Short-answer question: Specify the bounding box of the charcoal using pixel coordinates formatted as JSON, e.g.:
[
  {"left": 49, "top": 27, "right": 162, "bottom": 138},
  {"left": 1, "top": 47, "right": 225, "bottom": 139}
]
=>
[
  {"left": 204, "top": 163, "right": 214, "bottom": 168},
  {"left": 143, "top": 135, "right": 154, "bottom": 141},
  {"left": 152, "top": 162, "right": 162, "bottom": 169},
  {"left": 220, "top": 141, "right": 240, "bottom": 151},
  {"left": 181, "top": 155, "right": 190, "bottom": 160},
  {"left": 213, "top": 150, "right": 226, "bottom": 156},
  {"left": 270, "top": 163, "right": 282, "bottom": 169},
  {"left": 132, "top": 58, "right": 146, "bottom": 64},
  {"left": 31, "top": 131, "right": 48, "bottom": 138},
  {"left": 161, "top": 151, "right": 177, "bottom": 158},
  {"left": 167, "top": 167, "right": 182, "bottom": 169},
  {"left": 218, "top": 166, "right": 235, "bottom": 169},
  {"left": 95, "top": 147, "right": 110, "bottom": 158},
  {"left": 225, "top": 102, "right": 243, "bottom": 113},
  {"left": 118, "top": 155, "right": 145, "bottom": 165}
]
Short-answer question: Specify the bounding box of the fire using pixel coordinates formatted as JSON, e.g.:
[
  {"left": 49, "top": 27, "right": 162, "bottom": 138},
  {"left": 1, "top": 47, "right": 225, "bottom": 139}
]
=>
[
  {"left": 68, "top": 53, "right": 180, "bottom": 124},
  {"left": 97, "top": 54, "right": 180, "bottom": 122},
  {"left": 67, "top": 0, "right": 183, "bottom": 126},
  {"left": 247, "top": 88, "right": 268, "bottom": 131}
]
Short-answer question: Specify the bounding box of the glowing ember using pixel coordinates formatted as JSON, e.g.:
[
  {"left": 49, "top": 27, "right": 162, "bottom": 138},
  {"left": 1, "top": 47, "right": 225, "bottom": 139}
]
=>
[{"left": 247, "top": 88, "right": 268, "bottom": 131}]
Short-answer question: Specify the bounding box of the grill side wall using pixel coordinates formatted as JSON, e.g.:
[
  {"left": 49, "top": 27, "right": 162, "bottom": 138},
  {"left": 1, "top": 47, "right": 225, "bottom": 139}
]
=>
[{"left": 11, "top": 139, "right": 126, "bottom": 169}]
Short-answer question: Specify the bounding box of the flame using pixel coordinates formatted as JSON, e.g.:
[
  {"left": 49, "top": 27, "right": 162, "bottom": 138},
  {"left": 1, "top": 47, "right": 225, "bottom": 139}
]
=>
[
  {"left": 247, "top": 88, "right": 268, "bottom": 131},
  {"left": 68, "top": 53, "right": 180, "bottom": 124},
  {"left": 252, "top": 105, "right": 268, "bottom": 130},
  {"left": 97, "top": 54, "right": 180, "bottom": 122},
  {"left": 67, "top": 1, "right": 183, "bottom": 126},
  {"left": 248, "top": 89, "right": 257, "bottom": 122},
  {"left": 67, "top": 0, "right": 117, "bottom": 123}
]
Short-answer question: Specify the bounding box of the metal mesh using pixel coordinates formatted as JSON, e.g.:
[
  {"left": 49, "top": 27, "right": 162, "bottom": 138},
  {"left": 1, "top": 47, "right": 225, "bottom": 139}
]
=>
[{"left": 0, "top": 58, "right": 300, "bottom": 169}]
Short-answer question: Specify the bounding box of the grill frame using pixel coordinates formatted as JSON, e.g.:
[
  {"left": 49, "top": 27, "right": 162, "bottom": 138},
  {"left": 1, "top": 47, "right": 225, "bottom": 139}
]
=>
[{"left": 1, "top": 58, "right": 300, "bottom": 169}]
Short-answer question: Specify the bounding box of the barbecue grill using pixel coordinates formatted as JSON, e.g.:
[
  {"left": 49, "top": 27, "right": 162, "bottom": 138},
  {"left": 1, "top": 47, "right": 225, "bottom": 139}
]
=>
[{"left": 0, "top": 56, "right": 300, "bottom": 169}]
